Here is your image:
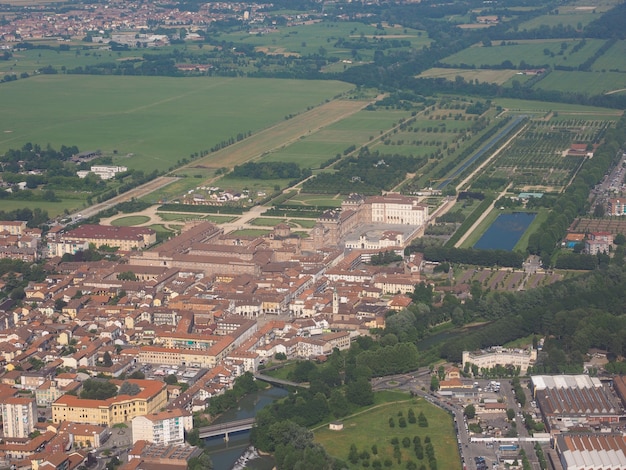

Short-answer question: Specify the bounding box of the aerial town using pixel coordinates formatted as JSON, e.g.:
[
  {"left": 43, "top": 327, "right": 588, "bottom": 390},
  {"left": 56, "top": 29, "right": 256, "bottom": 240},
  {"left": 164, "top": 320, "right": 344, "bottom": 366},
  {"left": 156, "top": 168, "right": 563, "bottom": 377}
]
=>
[{"left": 1, "top": 0, "right": 626, "bottom": 467}]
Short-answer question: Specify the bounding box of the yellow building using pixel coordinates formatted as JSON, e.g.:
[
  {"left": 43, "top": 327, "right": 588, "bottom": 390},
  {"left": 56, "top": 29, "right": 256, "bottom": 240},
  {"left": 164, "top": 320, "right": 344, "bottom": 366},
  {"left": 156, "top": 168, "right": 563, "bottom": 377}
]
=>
[
  {"left": 52, "top": 379, "right": 167, "bottom": 426},
  {"left": 61, "top": 225, "right": 156, "bottom": 251}
]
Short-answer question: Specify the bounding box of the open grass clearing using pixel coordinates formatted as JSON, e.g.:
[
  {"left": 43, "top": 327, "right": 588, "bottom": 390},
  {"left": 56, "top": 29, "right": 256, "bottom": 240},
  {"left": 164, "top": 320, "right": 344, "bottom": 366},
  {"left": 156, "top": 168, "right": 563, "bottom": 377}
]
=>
[
  {"left": 418, "top": 67, "right": 519, "bottom": 85},
  {"left": 314, "top": 393, "right": 459, "bottom": 470},
  {"left": 110, "top": 215, "right": 151, "bottom": 226},
  {"left": 0, "top": 75, "right": 353, "bottom": 173}
]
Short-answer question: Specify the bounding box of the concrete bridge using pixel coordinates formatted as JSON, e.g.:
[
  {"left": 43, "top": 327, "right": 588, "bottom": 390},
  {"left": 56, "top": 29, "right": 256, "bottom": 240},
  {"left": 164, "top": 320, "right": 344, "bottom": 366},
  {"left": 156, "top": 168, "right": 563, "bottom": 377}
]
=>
[
  {"left": 198, "top": 417, "right": 256, "bottom": 440},
  {"left": 253, "top": 373, "right": 309, "bottom": 389}
]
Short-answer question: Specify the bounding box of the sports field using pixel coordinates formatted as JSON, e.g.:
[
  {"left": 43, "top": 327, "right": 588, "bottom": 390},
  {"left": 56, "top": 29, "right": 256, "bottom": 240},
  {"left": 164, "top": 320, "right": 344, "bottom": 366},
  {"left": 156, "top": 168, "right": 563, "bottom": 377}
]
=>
[{"left": 0, "top": 75, "right": 354, "bottom": 173}]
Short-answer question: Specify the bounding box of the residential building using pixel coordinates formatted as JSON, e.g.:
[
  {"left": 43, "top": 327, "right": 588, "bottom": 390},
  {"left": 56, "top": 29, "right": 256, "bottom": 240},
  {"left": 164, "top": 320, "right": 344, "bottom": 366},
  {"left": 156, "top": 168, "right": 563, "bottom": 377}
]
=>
[
  {"left": 131, "top": 409, "right": 192, "bottom": 445},
  {"left": 1, "top": 396, "right": 37, "bottom": 437}
]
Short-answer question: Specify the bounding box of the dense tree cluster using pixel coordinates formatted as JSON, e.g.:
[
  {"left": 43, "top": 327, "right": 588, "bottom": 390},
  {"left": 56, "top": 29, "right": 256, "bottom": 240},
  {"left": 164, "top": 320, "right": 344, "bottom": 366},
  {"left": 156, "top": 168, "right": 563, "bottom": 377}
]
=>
[
  {"left": 80, "top": 379, "right": 118, "bottom": 400},
  {"left": 302, "top": 148, "right": 423, "bottom": 195},
  {"left": 207, "top": 372, "right": 260, "bottom": 415},
  {"left": 231, "top": 161, "right": 310, "bottom": 180},
  {"left": 423, "top": 246, "right": 524, "bottom": 268}
]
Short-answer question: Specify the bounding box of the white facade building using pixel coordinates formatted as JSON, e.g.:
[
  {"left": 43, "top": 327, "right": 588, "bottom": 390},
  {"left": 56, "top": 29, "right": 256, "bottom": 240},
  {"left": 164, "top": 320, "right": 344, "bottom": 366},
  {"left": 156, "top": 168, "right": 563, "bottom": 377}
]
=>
[
  {"left": 368, "top": 195, "right": 429, "bottom": 226},
  {"left": 1, "top": 397, "right": 37, "bottom": 438},
  {"left": 77, "top": 165, "right": 128, "bottom": 180},
  {"left": 462, "top": 346, "right": 537, "bottom": 375},
  {"left": 131, "top": 409, "right": 192, "bottom": 445}
]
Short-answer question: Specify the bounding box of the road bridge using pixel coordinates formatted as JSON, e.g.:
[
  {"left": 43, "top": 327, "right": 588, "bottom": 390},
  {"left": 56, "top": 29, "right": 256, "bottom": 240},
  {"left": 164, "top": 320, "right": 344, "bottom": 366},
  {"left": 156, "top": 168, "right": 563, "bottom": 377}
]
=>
[
  {"left": 254, "top": 373, "right": 309, "bottom": 389},
  {"left": 198, "top": 417, "right": 256, "bottom": 440}
]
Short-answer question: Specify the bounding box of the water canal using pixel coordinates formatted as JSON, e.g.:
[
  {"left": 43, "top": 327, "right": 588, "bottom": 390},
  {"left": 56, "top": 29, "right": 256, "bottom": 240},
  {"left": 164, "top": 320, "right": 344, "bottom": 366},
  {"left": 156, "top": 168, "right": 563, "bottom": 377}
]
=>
[
  {"left": 473, "top": 212, "right": 536, "bottom": 251},
  {"left": 204, "top": 386, "right": 288, "bottom": 470}
]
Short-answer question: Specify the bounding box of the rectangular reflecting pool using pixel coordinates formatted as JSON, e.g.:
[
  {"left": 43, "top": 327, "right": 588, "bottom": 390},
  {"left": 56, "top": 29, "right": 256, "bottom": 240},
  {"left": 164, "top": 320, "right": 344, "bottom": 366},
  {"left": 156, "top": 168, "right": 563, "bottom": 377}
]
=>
[{"left": 473, "top": 212, "right": 536, "bottom": 251}]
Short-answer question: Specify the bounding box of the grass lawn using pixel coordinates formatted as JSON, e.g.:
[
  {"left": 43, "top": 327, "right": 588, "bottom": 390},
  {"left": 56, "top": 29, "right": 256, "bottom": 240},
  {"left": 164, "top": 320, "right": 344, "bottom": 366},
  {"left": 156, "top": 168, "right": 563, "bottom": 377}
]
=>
[
  {"left": 0, "top": 75, "right": 353, "bottom": 173},
  {"left": 157, "top": 212, "right": 237, "bottom": 224},
  {"left": 291, "top": 218, "right": 317, "bottom": 228},
  {"left": 288, "top": 193, "right": 343, "bottom": 207},
  {"left": 110, "top": 215, "right": 150, "bottom": 226},
  {"left": 314, "top": 393, "right": 459, "bottom": 470},
  {"left": 249, "top": 217, "right": 287, "bottom": 227}
]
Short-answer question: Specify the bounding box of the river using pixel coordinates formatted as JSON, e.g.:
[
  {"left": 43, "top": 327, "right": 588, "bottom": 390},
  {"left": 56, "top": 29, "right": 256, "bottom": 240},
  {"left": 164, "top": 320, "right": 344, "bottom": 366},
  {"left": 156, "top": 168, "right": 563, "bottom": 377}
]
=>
[{"left": 204, "top": 386, "right": 288, "bottom": 470}]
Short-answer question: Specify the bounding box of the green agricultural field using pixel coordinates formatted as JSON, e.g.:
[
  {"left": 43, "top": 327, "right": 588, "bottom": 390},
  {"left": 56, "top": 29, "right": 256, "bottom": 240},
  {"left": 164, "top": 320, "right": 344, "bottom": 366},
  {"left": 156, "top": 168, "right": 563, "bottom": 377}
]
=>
[
  {"left": 258, "top": 108, "right": 416, "bottom": 170},
  {"left": 0, "top": 198, "right": 84, "bottom": 218},
  {"left": 441, "top": 39, "right": 606, "bottom": 69},
  {"left": 494, "top": 98, "right": 622, "bottom": 116},
  {"left": 518, "top": 10, "right": 600, "bottom": 30},
  {"left": 418, "top": 67, "right": 519, "bottom": 85},
  {"left": 0, "top": 75, "right": 353, "bottom": 173},
  {"left": 592, "top": 40, "right": 626, "bottom": 72},
  {"left": 213, "top": 22, "right": 430, "bottom": 63},
  {"left": 314, "top": 394, "right": 459, "bottom": 470},
  {"left": 535, "top": 70, "right": 626, "bottom": 95},
  {"left": 262, "top": 140, "right": 349, "bottom": 169},
  {"left": 517, "top": 0, "right": 619, "bottom": 30},
  {"left": 110, "top": 215, "right": 150, "bottom": 226}
]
